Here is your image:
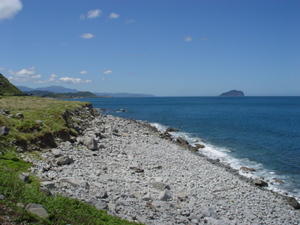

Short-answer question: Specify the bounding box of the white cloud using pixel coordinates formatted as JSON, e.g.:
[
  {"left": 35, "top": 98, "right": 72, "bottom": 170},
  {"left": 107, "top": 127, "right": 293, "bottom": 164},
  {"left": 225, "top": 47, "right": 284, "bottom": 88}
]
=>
[
  {"left": 8, "top": 67, "right": 42, "bottom": 82},
  {"left": 80, "top": 33, "right": 95, "bottom": 39},
  {"left": 81, "top": 9, "right": 102, "bottom": 20},
  {"left": 200, "top": 37, "right": 208, "bottom": 41},
  {"left": 59, "top": 77, "right": 91, "bottom": 84},
  {"left": 184, "top": 36, "right": 193, "bottom": 42},
  {"left": 0, "top": 0, "right": 22, "bottom": 20},
  {"left": 14, "top": 67, "right": 36, "bottom": 76},
  {"left": 49, "top": 73, "right": 57, "bottom": 81},
  {"left": 103, "top": 69, "right": 112, "bottom": 75},
  {"left": 80, "top": 70, "right": 88, "bottom": 75},
  {"left": 87, "top": 9, "right": 101, "bottom": 19},
  {"left": 109, "top": 12, "right": 120, "bottom": 19}
]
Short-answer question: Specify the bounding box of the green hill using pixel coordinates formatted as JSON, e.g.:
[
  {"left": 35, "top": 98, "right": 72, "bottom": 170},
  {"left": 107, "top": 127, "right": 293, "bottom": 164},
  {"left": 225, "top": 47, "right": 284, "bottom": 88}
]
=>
[{"left": 0, "top": 74, "right": 23, "bottom": 96}]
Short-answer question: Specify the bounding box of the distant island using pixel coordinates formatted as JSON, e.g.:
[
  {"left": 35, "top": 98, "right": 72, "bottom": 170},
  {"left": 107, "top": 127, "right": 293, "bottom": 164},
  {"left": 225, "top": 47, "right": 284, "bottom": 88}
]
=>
[{"left": 220, "top": 90, "right": 245, "bottom": 97}]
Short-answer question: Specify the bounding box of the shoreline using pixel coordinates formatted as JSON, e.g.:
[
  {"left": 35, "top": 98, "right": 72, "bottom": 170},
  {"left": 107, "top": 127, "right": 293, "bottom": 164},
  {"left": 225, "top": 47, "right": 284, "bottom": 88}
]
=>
[
  {"left": 123, "top": 116, "right": 299, "bottom": 202},
  {"left": 26, "top": 112, "right": 300, "bottom": 225}
]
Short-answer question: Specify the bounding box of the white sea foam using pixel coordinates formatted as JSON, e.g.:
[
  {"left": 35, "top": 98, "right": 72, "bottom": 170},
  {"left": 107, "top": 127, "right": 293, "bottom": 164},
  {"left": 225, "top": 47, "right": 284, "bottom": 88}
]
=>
[{"left": 149, "top": 122, "right": 300, "bottom": 201}]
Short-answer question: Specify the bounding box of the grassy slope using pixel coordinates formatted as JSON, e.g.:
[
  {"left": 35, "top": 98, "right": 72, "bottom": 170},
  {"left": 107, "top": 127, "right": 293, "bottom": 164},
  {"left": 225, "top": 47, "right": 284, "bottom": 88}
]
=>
[
  {"left": 0, "top": 96, "right": 88, "bottom": 150},
  {"left": 0, "top": 74, "right": 23, "bottom": 96},
  {"left": 0, "top": 96, "right": 140, "bottom": 225}
]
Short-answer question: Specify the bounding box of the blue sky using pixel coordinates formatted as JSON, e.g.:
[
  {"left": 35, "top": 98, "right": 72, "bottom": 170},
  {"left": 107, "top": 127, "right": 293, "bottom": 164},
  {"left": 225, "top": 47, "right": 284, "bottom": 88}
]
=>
[{"left": 0, "top": 0, "right": 299, "bottom": 96}]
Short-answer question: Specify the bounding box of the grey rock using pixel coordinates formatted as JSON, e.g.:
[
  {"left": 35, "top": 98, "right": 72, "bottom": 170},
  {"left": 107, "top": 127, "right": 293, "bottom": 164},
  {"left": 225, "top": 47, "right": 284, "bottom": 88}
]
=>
[
  {"left": 56, "top": 156, "right": 74, "bottom": 166},
  {"left": 240, "top": 166, "right": 256, "bottom": 172},
  {"left": 40, "top": 186, "right": 52, "bottom": 196},
  {"left": 108, "top": 202, "right": 117, "bottom": 213},
  {"left": 204, "top": 217, "right": 224, "bottom": 225},
  {"left": 151, "top": 182, "right": 170, "bottom": 191},
  {"left": 166, "top": 127, "right": 179, "bottom": 132},
  {"left": 129, "top": 163, "right": 144, "bottom": 173},
  {"left": 19, "top": 172, "right": 30, "bottom": 183},
  {"left": 83, "top": 136, "right": 98, "bottom": 151},
  {"left": 96, "top": 190, "right": 108, "bottom": 199},
  {"left": 253, "top": 179, "right": 268, "bottom": 187},
  {"left": 287, "top": 197, "right": 300, "bottom": 209},
  {"left": 51, "top": 148, "right": 62, "bottom": 157},
  {"left": 200, "top": 208, "right": 217, "bottom": 219},
  {"left": 180, "top": 208, "right": 191, "bottom": 216},
  {"left": 0, "top": 194, "right": 5, "bottom": 200},
  {"left": 60, "top": 178, "right": 89, "bottom": 189},
  {"left": 0, "top": 126, "right": 9, "bottom": 136},
  {"left": 15, "top": 113, "right": 24, "bottom": 119},
  {"left": 35, "top": 120, "right": 43, "bottom": 125},
  {"left": 191, "top": 218, "right": 199, "bottom": 224},
  {"left": 94, "top": 200, "right": 108, "bottom": 210},
  {"left": 177, "top": 192, "right": 188, "bottom": 202},
  {"left": 195, "top": 143, "right": 205, "bottom": 149},
  {"left": 142, "top": 193, "right": 152, "bottom": 201},
  {"left": 176, "top": 137, "right": 189, "bottom": 146},
  {"left": 25, "top": 203, "right": 49, "bottom": 219},
  {"left": 159, "top": 190, "right": 172, "bottom": 201}
]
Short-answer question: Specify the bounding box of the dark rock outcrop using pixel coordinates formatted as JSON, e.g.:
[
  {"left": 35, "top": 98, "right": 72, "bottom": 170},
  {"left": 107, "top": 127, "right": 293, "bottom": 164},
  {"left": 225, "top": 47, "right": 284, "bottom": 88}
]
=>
[{"left": 220, "top": 90, "right": 245, "bottom": 97}]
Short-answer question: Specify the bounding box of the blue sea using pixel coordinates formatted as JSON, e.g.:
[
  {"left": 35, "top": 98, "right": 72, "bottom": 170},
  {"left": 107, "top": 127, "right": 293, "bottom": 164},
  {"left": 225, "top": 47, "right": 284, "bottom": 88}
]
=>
[{"left": 72, "top": 97, "right": 300, "bottom": 199}]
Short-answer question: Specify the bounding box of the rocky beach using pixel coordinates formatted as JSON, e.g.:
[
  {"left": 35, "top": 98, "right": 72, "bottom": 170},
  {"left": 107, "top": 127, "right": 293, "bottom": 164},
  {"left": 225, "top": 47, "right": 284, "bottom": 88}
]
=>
[{"left": 21, "top": 109, "right": 300, "bottom": 225}]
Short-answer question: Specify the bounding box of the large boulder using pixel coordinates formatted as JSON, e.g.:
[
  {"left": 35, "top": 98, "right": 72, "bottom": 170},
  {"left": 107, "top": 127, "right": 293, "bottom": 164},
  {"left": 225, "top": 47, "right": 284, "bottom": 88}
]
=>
[
  {"left": 253, "top": 179, "right": 268, "bottom": 187},
  {"left": 287, "top": 197, "right": 300, "bottom": 209},
  {"left": 158, "top": 190, "right": 172, "bottom": 201},
  {"left": 56, "top": 156, "right": 74, "bottom": 166},
  {"left": 83, "top": 136, "right": 98, "bottom": 151},
  {"left": 166, "top": 127, "right": 179, "bottom": 132},
  {"left": 51, "top": 148, "right": 62, "bottom": 158},
  {"left": 176, "top": 137, "right": 189, "bottom": 147},
  {"left": 240, "top": 166, "right": 256, "bottom": 173},
  {"left": 25, "top": 203, "right": 49, "bottom": 219},
  {"left": 94, "top": 200, "right": 108, "bottom": 210}
]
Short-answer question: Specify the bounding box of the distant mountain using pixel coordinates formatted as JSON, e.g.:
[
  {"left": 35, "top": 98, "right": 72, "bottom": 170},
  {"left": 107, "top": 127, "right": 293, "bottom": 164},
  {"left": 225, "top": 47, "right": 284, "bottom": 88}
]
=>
[
  {"left": 18, "top": 86, "right": 35, "bottom": 92},
  {"left": 25, "top": 90, "right": 54, "bottom": 97},
  {"left": 220, "top": 90, "right": 245, "bottom": 97},
  {"left": 36, "top": 86, "right": 79, "bottom": 93},
  {"left": 17, "top": 85, "right": 154, "bottom": 97},
  {"left": 47, "top": 91, "right": 97, "bottom": 98},
  {"left": 18, "top": 85, "right": 79, "bottom": 93},
  {"left": 0, "top": 74, "right": 23, "bottom": 96},
  {"left": 95, "top": 92, "right": 155, "bottom": 98}
]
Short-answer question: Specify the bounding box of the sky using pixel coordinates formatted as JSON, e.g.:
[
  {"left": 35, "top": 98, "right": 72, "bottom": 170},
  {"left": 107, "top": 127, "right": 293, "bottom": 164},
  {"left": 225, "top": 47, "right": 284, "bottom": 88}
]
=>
[{"left": 0, "top": 0, "right": 299, "bottom": 96}]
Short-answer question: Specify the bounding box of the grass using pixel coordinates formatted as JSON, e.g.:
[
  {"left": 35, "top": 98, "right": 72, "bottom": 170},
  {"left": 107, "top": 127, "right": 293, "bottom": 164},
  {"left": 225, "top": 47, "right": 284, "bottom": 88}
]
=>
[
  {"left": 0, "top": 96, "right": 141, "bottom": 225},
  {"left": 0, "top": 96, "right": 88, "bottom": 150}
]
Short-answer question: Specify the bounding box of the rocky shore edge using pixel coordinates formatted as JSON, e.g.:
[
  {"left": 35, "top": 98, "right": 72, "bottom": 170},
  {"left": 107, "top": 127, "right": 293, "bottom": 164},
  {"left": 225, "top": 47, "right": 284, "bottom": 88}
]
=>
[{"left": 22, "top": 107, "right": 300, "bottom": 225}]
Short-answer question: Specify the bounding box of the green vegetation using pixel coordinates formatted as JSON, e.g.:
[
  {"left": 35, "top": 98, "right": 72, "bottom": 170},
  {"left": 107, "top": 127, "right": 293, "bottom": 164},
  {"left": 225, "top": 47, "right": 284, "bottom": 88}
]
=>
[
  {"left": 26, "top": 91, "right": 98, "bottom": 98},
  {"left": 0, "top": 151, "right": 139, "bottom": 225},
  {"left": 0, "top": 96, "right": 88, "bottom": 150},
  {"left": 0, "top": 74, "right": 24, "bottom": 96}
]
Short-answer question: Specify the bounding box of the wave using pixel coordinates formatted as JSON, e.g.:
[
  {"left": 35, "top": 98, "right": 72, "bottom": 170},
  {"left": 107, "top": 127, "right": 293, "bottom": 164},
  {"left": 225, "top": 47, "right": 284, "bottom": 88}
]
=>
[{"left": 150, "top": 122, "right": 300, "bottom": 201}]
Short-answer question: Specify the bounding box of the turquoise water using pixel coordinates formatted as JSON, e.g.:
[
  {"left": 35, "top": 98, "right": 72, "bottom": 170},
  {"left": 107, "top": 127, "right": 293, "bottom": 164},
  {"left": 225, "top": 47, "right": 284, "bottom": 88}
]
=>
[{"left": 73, "top": 97, "right": 300, "bottom": 198}]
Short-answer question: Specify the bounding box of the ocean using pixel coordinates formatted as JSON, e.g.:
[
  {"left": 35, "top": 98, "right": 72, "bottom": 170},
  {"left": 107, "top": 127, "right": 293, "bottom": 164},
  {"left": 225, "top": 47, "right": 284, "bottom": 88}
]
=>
[{"left": 72, "top": 97, "right": 300, "bottom": 199}]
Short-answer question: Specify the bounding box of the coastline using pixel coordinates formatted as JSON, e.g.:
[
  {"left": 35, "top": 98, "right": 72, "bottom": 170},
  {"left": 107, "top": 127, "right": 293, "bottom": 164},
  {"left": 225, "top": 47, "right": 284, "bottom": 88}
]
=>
[{"left": 25, "top": 112, "right": 300, "bottom": 225}]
